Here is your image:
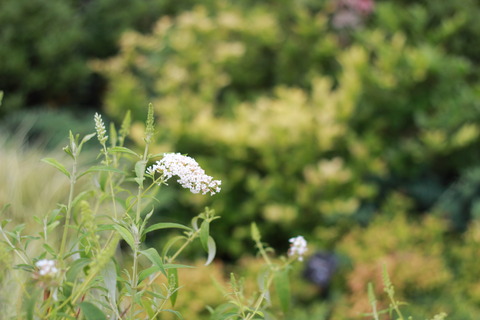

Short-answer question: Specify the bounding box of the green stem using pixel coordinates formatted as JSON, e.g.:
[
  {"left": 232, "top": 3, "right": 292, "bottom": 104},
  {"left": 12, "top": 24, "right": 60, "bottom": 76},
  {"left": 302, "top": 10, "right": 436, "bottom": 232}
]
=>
[
  {"left": 130, "top": 244, "right": 139, "bottom": 319},
  {"left": 50, "top": 234, "right": 121, "bottom": 316},
  {"left": 129, "top": 141, "right": 150, "bottom": 318},
  {"left": 254, "top": 237, "right": 272, "bottom": 267},
  {"left": 59, "top": 158, "right": 77, "bottom": 259},
  {"left": 102, "top": 144, "right": 118, "bottom": 219},
  {"left": 0, "top": 226, "right": 29, "bottom": 264},
  {"left": 167, "top": 229, "right": 199, "bottom": 263},
  {"left": 135, "top": 145, "right": 149, "bottom": 224},
  {"left": 245, "top": 272, "right": 275, "bottom": 320},
  {"left": 151, "top": 291, "right": 172, "bottom": 319},
  {"left": 145, "top": 229, "right": 201, "bottom": 287}
]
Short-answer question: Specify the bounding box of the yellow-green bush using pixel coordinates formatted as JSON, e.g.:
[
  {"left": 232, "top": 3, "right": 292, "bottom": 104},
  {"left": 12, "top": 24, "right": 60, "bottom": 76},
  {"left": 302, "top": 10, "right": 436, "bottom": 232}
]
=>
[
  {"left": 94, "top": 0, "right": 480, "bottom": 269},
  {"left": 334, "top": 193, "right": 480, "bottom": 319}
]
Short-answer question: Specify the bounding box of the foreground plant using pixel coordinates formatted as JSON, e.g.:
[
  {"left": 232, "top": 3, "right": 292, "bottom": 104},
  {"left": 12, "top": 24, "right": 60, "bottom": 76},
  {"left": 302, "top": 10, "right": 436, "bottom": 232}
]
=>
[
  {"left": 0, "top": 105, "right": 307, "bottom": 320},
  {"left": 207, "top": 224, "right": 308, "bottom": 320},
  {"left": 365, "top": 266, "right": 447, "bottom": 320}
]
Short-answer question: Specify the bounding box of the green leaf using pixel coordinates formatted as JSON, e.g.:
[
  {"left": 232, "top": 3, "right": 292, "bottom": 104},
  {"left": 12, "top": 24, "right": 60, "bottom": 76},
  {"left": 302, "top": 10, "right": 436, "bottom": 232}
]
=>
[
  {"left": 168, "top": 268, "right": 179, "bottom": 307},
  {"left": 368, "top": 282, "right": 376, "bottom": 305},
  {"left": 64, "top": 258, "right": 91, "bottom": 298},
  {"left": 109, "top": 123, "right": 117, "bottom": 147},
  {"left": 78, "top": 166, "right": 125, "bottom": 178},
  {"left": 46, "top": 221, "right": 60, "bottom": 233},
  {"left": 109, "top": 146, "right": 140, "bottom": 158},
  {"left": 274, "top": 269, "right": 291, "bottom": 314},
  {"left": 79, "top": 302, "right": 108, "bottom": 320},
  {"left": 141, "top": 298, "right": 155, "bottom": 319},
  {"left": 134, "top": 160, "right": 147, "bottom": 186},
  {"left": 164, "top": 263, "right": 194, "bottom": 269},
  {"left": 204, "top": 236, "right": 216, "bottom": 266},
  {"left": 66, "top": 258, "right": 91, "bottom": 283},
  {"left": 200, "top": 220, "right": 210, "bottom": 251},
  {"left": 41, "top": 158, "right": 70, "bottom": 179},
  {"left": 101, "top": 260, "right": 117, "bottom": 302},
  {"left": 144, "top": 223, "right": 191, "bottom": 235},
  {"left": 140, "top": 247, "right": 166, "bottom": 276},
  {"left": 163, "top": 309, "right": 184, "bottom": 320},
  {"left": 0, "top": 204, "right": 11, "bottom": 215},
  {"left": 113, "top": 225, "right": 136, "bottom": 250},
  {"left": 138, "top": 266, "right": 158, "bottom": 284},
  {"left": 79, "top": 133, "right": 97, "bottom": 152},
  {"left": 42, "top": 243, "right": 56, "bottom": 256},
  {"left": 191, "top": 216, "right": 199, "bottom": 231},
  {"left": 71, "top": 190, "right": 95, "bottom": 210},
  {"left": 24, "top": 287, "right": 40, "bottom": 320}
]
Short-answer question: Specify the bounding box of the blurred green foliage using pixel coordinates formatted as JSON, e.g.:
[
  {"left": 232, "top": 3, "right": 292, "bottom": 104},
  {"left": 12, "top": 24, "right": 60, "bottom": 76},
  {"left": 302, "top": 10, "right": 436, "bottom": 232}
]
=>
[
  {"left": 0, "top": 0, "right": 172, "bottom": 112},
  {"left": 95, "top": 0, "right": 480, "bottom": 259},
  {"left": 3, "top": 0, "right": 480, "bottom": 316}
]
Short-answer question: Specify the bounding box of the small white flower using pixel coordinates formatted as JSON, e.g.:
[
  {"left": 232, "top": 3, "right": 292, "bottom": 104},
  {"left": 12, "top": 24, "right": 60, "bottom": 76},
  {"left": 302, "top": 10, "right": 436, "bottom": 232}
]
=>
[
  {"left": 35, "top": 259, "right": 59, "bottom": 278},
  {"left": 288, "top": 236, "right": 308, "bottom": 261},
  {"left": 147, "top": 153, "right": 222, "bottom": 196}
]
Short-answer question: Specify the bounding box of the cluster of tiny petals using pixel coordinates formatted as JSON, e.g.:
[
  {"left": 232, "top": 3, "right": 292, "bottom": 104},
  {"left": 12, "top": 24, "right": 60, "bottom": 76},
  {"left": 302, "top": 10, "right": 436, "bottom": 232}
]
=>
[
  {"left": 94, "top": 112, "right": 108, "bottom": 143},
  {"left": 35, "top": 259, "right": 59, "bottom": 277},
  {"left": 288, "top": 236, "right": 308, "bottom": 261},
  {"left": 147, "top": 153, "right": 221, "bottom": 196}
]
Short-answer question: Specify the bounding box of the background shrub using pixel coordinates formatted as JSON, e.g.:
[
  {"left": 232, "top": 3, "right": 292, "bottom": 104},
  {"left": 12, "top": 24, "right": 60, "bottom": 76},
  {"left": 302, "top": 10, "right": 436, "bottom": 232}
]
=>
[
  {"left": 0, "top": 0, "right": 168, "bottom": 113},
  {"left": 94, "top": 0, "right": 480, "bottom": 259}
]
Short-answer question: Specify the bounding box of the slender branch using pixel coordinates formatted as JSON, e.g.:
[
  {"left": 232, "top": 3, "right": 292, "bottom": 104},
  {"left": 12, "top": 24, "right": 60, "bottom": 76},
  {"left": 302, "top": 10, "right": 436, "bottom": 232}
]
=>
[
  {"left": 0, "top": 226, "right": 29, "bottom": 264},
  {"left": 59, "top": 158, "right": 77, "bottom": 259},
  {"left": 245, "top": 273, "right": 274, "bottom": 320}
]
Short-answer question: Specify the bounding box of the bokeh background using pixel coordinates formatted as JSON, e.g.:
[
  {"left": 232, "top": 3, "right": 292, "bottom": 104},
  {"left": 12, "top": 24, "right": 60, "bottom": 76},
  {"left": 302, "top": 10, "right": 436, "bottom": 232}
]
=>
[{"left": 1, "top": 0, "right": 480, "bottom": 318}]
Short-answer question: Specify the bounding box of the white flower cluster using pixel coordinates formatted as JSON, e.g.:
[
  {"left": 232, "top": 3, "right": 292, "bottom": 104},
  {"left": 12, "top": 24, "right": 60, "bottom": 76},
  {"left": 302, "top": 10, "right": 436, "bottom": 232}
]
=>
[
  {"left": 147, "top": 153, "right": 221, "bottom": 196},
  {"left": 288, "top": 236, "right": 308, "bottom": 261},
  {"left": 94, "top": 112, "right": 108, "bottom": 145},
  {"left": 35, "top": 259, "right": 59, "bottom": 277}
]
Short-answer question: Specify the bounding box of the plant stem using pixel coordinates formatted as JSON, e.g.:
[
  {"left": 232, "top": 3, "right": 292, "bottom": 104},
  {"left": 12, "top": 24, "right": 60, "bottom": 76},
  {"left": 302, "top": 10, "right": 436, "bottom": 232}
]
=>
[
  {"left": 254, "top": 237, "right": 272, "bottom": 267},
  {"left": 59, "top": 158, "right": 77, "bottom": 260},
  {"left": 130, "top": 140, "right": 150, "bottom": 318},
  {"left": 167, "top": 230, "right": 199, "bottom": 263},
  {"left": 130, "top": 244, "right": 139, "bottom": 319},
  {"left": 135, "top": 145, "right": 149, "bottom": 224},
  {"left": 0, "top": 226, "right": 29, "bottom": 264},
  {"left": 245, "top": 272, "right": 274, "bottom": 320}
]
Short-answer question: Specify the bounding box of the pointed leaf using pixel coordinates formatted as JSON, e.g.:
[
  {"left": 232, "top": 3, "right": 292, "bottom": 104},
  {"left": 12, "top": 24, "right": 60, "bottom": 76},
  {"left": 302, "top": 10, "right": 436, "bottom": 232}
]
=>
[
  {"left": 200, "top": 220, "right": 210, "bottom": 251},
  {"left": 101, "top": 260, "right": 117, "bottom": 302},
  {"left": 204, "top": 236, "right": 216, "bottom": 266},
  {"left": 79, "top": 302, "right": 108, "bottom": 320},
  {"left": 140, "top": 247, "right": 166, "bottom": 276},
  {"left": 24, "top": 287, "right": 40, "bottom": 320},
  {"left": 113, "top": 225, "right": 136, "bottom": 250},
  {"left": 141, "top": 298, "right": 155, "bottom": 319},
  {"left": 274, "top": 269, "right": 291, "bottom": 314},
  {"left": 41, "top": 158, "right": 70, "bottom": 178},
  {"left": 163, "top": 309, "right": 184, "bottom": 320},
  {"left": 191, "top": 216, "right": 199, "bottom": 231},
  {"left": 138, "top": 266, "right": 158, "bottom": 284},
  {"left": 164, "top": 263, "right": 194, "bottom": 269},
  {"left": 135, "top": 160, "right": 147, "bottom": 186},
  {"left": 0, "top": 204, "right": 11, "bottom": 215},
  {"left": 78, "top": 166, "right": 125, "bottom": 178},
  {"left": 80, "top": 133, "right": 97, "bottom": 148},
  {"left": 66, "top": 258, "right": 91, "bottom": 282},
  {"left": 144, "top": 223, "right": 191, "bottom": 235},
  {"left": 109, "top": 147, "right": 140, "bottom": 158}
]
